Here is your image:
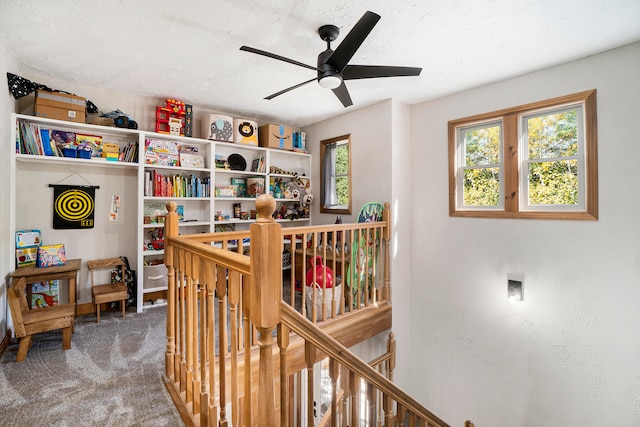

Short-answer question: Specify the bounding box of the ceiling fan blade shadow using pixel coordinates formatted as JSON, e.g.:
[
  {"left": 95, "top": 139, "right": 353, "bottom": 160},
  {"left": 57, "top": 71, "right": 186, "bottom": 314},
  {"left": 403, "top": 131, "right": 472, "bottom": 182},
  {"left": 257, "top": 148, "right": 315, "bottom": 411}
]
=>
[
  {"left": 343, "top": 65, "right": 422, "bottom": 80},
  {"left": 326, "top": 11, "right": 380, "bottom": 72},
  {"left": 240, "top": 46, "right": 317, "bottom": 71},
  {"left": 264, "top": 78, "right": 317, "bottom": 100},
  {"left": 332, "top": 82, "right": 353, "bottom": 107}
]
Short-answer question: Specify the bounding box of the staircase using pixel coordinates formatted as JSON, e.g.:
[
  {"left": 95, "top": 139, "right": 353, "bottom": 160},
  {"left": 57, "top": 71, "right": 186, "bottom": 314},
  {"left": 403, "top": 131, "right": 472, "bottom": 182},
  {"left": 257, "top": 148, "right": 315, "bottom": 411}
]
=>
[{"left": 160, "top": 195, "right": 464, "bottom": 426}]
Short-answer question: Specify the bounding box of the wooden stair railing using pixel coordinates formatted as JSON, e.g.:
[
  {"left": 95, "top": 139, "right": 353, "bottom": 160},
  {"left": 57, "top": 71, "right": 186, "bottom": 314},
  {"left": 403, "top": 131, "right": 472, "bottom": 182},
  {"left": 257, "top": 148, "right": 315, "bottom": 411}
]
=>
[
  {"left": 280, "top": 303, "right": 450, "bottom": 427},
  {"left": 162, "top": 195, "right": 461, "bottom": 426}
]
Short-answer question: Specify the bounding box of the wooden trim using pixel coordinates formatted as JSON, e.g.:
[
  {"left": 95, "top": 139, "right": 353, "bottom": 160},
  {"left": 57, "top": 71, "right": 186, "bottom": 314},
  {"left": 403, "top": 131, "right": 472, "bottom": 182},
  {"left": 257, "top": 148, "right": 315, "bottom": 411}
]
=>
[
  {"left": 503, "top": 114, "right": 519, "bottom": 211},
  {"left": 584, "top": 90, "right": 598, "bottom": 219},
  {"left": 319, "top": 134, "right": 352, "bottom": 215},
  {"left": 448, "top": 89, "right": 598, "bottom": 220},
  {"left": 0, "top": 329, "right": 11, "bottom": 357}
]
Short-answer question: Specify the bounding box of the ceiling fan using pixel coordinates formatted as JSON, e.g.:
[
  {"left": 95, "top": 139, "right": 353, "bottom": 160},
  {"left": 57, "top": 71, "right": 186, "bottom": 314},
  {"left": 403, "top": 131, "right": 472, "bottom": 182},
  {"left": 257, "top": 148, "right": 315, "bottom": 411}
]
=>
[{"left": 239, "top": 11, "right": 422, "bottom": 107}]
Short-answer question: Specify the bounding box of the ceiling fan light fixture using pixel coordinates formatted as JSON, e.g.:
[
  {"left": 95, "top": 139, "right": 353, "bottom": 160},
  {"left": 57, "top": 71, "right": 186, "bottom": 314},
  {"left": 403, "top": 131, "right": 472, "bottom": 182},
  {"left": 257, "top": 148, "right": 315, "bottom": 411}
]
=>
[{"left": 318, "top": 75, "right": 342, "bottom": 89}]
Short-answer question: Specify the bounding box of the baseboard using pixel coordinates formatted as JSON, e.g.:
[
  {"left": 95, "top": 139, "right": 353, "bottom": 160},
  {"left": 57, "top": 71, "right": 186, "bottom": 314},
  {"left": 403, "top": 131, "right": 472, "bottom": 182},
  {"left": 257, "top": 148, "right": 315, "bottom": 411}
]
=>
[{"left": 0, "top": 329, "right": 12, "bottom": 358}]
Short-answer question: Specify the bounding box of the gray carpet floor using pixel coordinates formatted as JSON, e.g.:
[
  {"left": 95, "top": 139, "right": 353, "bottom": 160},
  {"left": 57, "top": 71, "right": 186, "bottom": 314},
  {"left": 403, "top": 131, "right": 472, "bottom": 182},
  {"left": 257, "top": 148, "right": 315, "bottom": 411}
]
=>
[{"left": 0, "top": 305, "right": 184, "bottom": 427}]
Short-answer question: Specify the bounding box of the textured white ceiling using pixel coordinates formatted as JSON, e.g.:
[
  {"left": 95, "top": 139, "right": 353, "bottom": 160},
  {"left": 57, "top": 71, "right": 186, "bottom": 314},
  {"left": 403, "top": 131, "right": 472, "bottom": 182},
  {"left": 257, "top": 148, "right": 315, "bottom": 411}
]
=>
[{"left": 1, "top": 0, "right": 639, "bottom": 127}]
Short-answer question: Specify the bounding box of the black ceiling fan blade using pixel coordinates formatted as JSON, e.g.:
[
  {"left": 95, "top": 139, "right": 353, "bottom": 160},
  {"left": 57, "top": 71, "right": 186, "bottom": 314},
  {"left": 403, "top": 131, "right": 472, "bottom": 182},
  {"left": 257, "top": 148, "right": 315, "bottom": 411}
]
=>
[
  {"left": 326, "top": 11, "right": 381, "bottom": 72},
  {"left": 343, "top": 64, "right": 422, "bottom": 80},
  {"left": 240, "top": 46, "right": 317, "bottom": 71},
  {"left": 264, "top": 78, "right": 317, "bottom": 100},
  {"left": 332, "top": 82, "right": 353, "bottom": 107}
]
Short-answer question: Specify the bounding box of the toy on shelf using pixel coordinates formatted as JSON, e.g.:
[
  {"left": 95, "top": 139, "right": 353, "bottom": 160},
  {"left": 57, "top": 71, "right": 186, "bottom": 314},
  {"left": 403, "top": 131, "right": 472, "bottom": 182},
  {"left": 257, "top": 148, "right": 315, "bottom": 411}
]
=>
[
  {"left": 155, "top": 99, "right": 193, "bottom": 136},
  {"left": 101, "top": 109, "right": 139, "bottom": 129}
]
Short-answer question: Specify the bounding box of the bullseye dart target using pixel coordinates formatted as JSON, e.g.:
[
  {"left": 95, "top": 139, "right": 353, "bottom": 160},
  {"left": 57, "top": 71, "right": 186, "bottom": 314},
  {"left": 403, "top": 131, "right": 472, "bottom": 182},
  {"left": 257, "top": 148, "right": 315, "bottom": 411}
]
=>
[{"left": 52, "top": 185, "right": 95, "bottom": 229}]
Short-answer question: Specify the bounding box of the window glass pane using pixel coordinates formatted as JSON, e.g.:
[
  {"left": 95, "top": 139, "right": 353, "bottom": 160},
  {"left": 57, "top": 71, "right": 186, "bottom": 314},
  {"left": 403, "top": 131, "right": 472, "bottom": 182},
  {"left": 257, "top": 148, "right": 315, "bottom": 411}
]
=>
[
  {"left": 528, "top": 160, "right": 578, "bottom": 205},
  {"left": 335, "top": 143, "right": 349, "bottom": 175},
  {"left": 463, "top": 167, "right": 501, "bottom": 206},
  {"left": 320, "top": 135, "right": 351, "bottom": 214},
  {"left": 336, "top": 176, "right": 349, "bottom": 205},
  {"left": 528, "top": 110, "right": 578, "bottom": 159},
  {"left": 464, "top": 125, "right": 500, "bottom": 166}
]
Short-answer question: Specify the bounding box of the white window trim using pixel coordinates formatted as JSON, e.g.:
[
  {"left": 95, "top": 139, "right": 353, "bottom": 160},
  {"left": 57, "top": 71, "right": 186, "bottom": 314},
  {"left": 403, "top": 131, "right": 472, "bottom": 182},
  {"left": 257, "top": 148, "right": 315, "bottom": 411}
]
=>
[
  {"left": 519, "top": 103, "right": 586, "bottom": 212},
  {"left": 456, "top": 120, "right": 504, "bottom": 211}
]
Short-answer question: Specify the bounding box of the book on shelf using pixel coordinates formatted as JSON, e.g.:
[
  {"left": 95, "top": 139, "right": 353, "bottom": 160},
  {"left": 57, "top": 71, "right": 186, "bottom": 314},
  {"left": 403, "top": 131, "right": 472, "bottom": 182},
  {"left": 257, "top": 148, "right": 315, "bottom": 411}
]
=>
[{"left": 145, "top": 170, "right": 210, "bottom": 198}]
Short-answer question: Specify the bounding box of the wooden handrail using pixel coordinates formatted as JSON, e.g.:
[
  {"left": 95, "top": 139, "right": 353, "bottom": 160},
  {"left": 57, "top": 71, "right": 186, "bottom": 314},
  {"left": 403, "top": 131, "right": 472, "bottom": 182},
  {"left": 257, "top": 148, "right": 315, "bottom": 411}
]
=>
[
  {"left": 162, "top": 197, "right": 459, "bottom": 426},
  {"left": 280, "top": 302, "right": 450, "bottom": 427},
  {"left": 167, "top": 233, "right": 251, "bottom": 275}
]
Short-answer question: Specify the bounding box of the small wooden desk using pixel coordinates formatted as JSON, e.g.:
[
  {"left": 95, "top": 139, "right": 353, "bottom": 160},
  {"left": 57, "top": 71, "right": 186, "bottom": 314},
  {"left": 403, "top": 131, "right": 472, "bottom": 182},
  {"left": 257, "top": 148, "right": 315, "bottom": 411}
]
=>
[{"left": 10, "top": 259, "right": 82, "bottom": 309}]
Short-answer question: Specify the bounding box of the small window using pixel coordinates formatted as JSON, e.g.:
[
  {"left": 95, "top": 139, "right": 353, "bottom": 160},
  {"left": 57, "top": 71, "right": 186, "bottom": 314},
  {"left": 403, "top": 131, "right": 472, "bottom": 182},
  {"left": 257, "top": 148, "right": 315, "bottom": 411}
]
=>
[
  {"left": 521, "top": 106, "right": 584, "bottom": 211},
  {"left": 457, "top": 120, "right": 503, "bottom": 209},
  {"left": 448, "top": 90, "right": 597, "bottom": 220},
  {"left": 320, "top": 135, "right": 351, "bottom": 214}
]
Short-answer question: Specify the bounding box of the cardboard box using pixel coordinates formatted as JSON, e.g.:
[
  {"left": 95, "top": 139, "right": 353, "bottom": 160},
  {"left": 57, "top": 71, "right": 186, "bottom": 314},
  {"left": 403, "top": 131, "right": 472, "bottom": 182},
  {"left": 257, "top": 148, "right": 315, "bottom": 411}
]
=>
[
  {"left": 35, "top": 90, "right": 86, "bottom": 123},
  {"left": 259, "top": 123, "right": 293, "bottom": 150}
]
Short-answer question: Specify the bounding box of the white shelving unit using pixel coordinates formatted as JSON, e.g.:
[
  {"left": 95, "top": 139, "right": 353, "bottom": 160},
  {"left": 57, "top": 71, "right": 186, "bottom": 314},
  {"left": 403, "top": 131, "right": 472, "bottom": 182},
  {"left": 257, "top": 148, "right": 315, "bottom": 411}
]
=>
[{"left": 10, "top": 113, "right": 312, "bottom": 313}]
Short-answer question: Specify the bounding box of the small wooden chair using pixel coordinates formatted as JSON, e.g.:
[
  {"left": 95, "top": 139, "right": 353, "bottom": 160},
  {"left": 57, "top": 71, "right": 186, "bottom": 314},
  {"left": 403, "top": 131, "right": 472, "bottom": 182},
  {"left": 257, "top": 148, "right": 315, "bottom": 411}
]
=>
[
  {"left": 7, "top": 277, "right": 75, "bottom": 362},
  {"left": 87, "top": 258, "right": 128, "bottom": 323}
]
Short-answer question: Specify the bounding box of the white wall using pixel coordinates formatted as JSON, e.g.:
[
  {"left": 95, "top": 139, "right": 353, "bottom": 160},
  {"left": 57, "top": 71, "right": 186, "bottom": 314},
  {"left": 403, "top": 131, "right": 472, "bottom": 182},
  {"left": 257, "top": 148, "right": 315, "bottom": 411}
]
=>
[
  {"left": 302, "top": 100, "right": 393, "bottom": 225},
  {"left": 302, "top": 99, "right": 416, "bottom": 389},
  {"left": 408, "top": 41, "right": 640, "bottom": 426},
  {"left": 1, "top": 39, "right": 18, "bottom": 337}
]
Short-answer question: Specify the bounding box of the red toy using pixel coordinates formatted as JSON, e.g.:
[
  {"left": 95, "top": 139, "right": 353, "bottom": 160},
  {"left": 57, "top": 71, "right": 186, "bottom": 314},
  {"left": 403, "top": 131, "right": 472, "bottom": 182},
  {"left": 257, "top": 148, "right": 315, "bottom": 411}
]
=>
[
  {"left": 155, "top": 99, "right": 186, "bottom": 135},
  {"left": 306, "top": 256, "right": 334, "bottom": 288}
]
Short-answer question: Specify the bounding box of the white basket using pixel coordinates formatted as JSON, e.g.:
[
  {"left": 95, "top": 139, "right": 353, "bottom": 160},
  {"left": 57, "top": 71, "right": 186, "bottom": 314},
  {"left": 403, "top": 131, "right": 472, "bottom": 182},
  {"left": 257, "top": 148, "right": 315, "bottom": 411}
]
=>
[{"left": 305, "top": 283, "right": 342, "bottom": 321}]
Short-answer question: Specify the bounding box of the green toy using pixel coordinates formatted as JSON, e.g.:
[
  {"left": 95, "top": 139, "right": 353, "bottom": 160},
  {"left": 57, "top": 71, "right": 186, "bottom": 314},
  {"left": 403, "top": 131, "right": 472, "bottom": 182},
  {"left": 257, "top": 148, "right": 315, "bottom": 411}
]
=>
[{"left": 346, "top": 202, "right": 385, "bottom": 305}]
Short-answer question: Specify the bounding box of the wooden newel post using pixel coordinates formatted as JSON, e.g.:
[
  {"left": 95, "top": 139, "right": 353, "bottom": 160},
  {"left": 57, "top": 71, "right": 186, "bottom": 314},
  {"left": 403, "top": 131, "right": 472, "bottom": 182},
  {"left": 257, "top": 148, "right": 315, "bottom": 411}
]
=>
[
  {"left": 164, "top": 201, "right": 179, "bottom": 380},
  {"left": 250, "top": 194, "right": 282, "bottom": 426}
]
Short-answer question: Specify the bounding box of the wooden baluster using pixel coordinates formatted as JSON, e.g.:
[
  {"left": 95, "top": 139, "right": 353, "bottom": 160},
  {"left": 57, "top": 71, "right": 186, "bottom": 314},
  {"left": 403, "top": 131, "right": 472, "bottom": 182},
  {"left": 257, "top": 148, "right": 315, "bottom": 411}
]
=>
[
  {"left": 329, "top": 357, "right": 338, "bottom": 427},
  {"left": 367, "top": 382, "right": 375, "bottom": 426},
  {"left": 176, "top": 250, "right": 187, "bottom": 393},
  {"left": 384, "top": 332, "right": 396, "bottom": 425},
  {"left": 229, "top": 270, "right": 240, "bottom": 427},
  {"left": 191, "top": 254, "right": 201, "bottom": 417},
  {"left": 382, "top": 202, "right": 391, "bottom": 302},
  {"left": 345, "top": 229, "right": 353, "bottom": 312},
  {"left": 350, "top": 372, "right": 359, "bottom": 426},
  {"left": 321, "top": 231, "right": 328, "bottom": 322},
  {"left": 295, "top": 371, "right": 303, "bottom": 426},
  {"left": 249, "top": 195, "right": 281, "bottom": 427},
  {"left": 340, "top": 365, "right": 349, "bottom": 427},
  {"left": 202, "top": 260, "right": 217, "bottom": 426},
  {"left": 300, "top": 233, "right": 307, "bottom": 319},
  {"left": 164, "top": 202, "right": 179, "bottom": 381},
  {"left": 185, "top": 252, "right": 195, "bottom": 407},
  {"left": 217, "top": 263, "right": 229, "bottom": 427},
  {"left": 199, "top": 258, "right": 209, "bottom": 426},
  {"left": 242, "top": 272, "right": 252, "bottom": 425},
  {"left": 408, "top": 411, "right": 417, "bottom": 427},
  {"left": 305, "top": 341, "right": 315, "bottom": 427},
  {"left": 278, "top": 323, "right": 290, "bottom": 426}
]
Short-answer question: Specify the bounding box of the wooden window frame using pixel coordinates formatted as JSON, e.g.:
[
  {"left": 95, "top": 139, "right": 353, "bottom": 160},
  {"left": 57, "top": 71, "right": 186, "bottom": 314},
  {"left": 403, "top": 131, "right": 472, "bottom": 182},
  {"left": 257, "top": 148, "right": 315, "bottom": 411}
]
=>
[
  {"left": 448, "top": 89, "right": 598, "bottom": 220},
  {"left": 320, "top": 135, "right": 352, "bottom": 215}
]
